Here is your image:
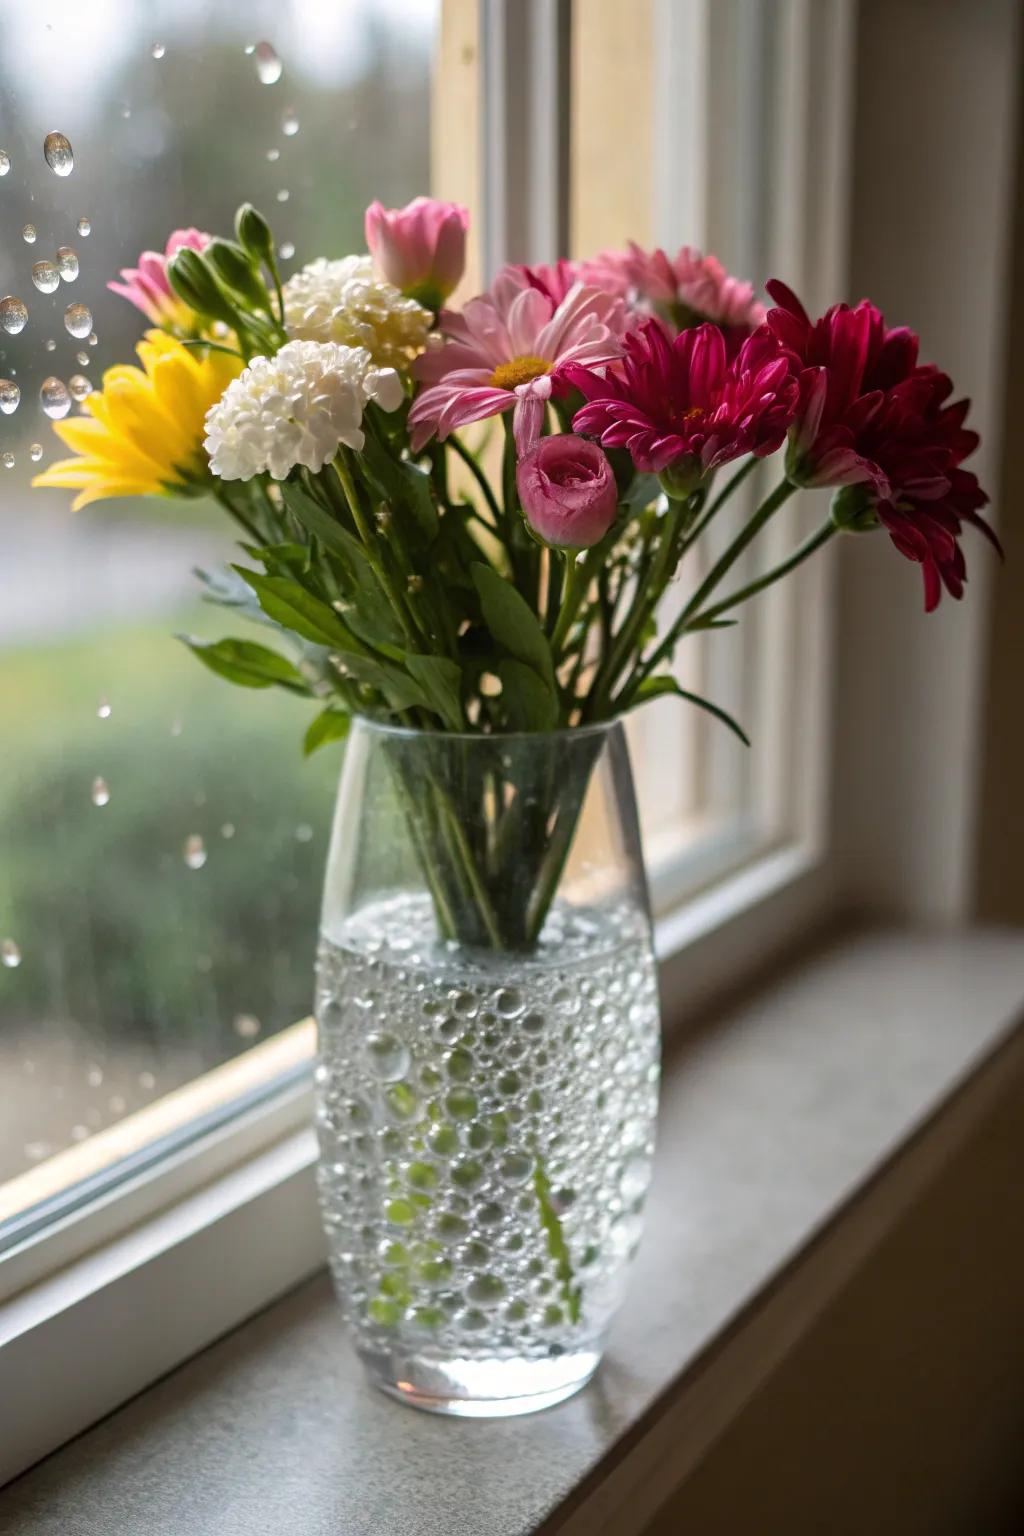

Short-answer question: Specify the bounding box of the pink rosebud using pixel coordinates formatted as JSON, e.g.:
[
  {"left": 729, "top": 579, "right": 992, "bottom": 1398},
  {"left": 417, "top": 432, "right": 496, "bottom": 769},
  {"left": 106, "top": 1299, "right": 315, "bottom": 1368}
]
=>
[
  {"left": 516, "top": 435, "right": 619, "bottom": 549},
  {"left": 365, "top": 196, "right": 469, "bottom": 308}
]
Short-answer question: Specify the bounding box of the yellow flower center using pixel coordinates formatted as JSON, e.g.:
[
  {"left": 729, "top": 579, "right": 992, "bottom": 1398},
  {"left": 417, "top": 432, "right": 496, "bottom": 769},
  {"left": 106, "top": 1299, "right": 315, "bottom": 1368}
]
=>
[
  {"left": 489, "top": 354, "right": 551, "bottom": 391},
  {"left": 679, "top": 406, "right": 703, "bottom": 426}
]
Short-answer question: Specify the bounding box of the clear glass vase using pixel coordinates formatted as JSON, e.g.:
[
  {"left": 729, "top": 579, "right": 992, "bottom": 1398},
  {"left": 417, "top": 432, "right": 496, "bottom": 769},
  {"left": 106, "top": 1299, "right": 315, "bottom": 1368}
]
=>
[{"left": 315, "top": 718, "right": 660, "bottom": 1417}]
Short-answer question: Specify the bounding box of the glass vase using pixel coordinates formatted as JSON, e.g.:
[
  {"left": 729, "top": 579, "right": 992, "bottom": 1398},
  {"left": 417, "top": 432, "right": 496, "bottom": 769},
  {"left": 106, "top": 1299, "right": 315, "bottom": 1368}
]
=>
[{"left": 315, "top": 718, "right": 660, "bottom": 1417}]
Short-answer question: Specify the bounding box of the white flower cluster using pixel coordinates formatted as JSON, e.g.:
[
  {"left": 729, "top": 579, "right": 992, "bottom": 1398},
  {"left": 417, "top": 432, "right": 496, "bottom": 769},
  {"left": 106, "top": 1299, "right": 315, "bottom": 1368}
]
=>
[
  {"left": 204, "top": 339, "right": 402, "bottom": 481},
  {"left": 282, "top": 255, "right": 432, "bottom": 371}
]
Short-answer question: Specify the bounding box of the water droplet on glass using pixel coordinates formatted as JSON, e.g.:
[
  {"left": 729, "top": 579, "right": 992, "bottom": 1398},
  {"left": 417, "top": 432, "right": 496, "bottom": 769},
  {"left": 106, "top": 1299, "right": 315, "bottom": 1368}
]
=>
[
  {"left": 0, "top": 151, "right": 9, "bottom": 175},
  {"left": 279, "top": 240, "right": 295, "bottom": 260},
  {"left": 243, "top": 42, "right": 256, "bottom": 55},
  {"left": 22, "top": 224, "right": 37, "bottom": 244},
  {"left": 108, "top": 1094, "right": 126, "bottom": 1115},
  {"left": 31, "top": 260, "right": 60, "bottom": 294},
  {"left": 138, "top": 1070, "right": 156, "bottom": 1090},
  {"left": 0, "top": 379, "right": 20, "bottom": 415},
  {"left": 276, "top": 188, "right": 289, "bottom": 203},
  {"left": 234, "top": 1013, "right": 261, "bottom": 1039},
  {"left": 1, "top": 451, "right": 15, "bottom": 470},
  {"left": 2, "top": 939, "right": 21, "bottom": 968},
  {"left": 69, "top": 373, "right": 92, "bottom": 402},
  {"left": 281, "top": 108, "right": 299, "bottom": 136},
  {"left": 365, "top": 1032, "right": 410, "bottom": 1081},
  {"left": 183, "top": 834, "right": 206, "bottom": 869},
  {"left": 29, "top": 442, "right": 43, "bottom": 462},
  {"left": 91, "top": 776, "right": 110, "bottom": 807},
  {"left": 120, "top": 105, "right": 132, "bottom": 120},
  {"left": 77, "top": 216, "right": 91, "bottom": 237},
  {"left": 151, "top": 41, "right": 166, "bottom": 59},
  {"left": 220, "top": 821, "right": 235, "bottom": 839},
  {"left": 25, "top": 1141, "right": 51, "bottom": 1163},
  {"left": 71, "top": 1124, "right": 90, "bottom": 1143},
  {"left": 86, "top": 1065, "right": 103, "bottom": 1087},
  {"left": 88, "top": 331, "right": 98, "bottom": 346},
  {"left": 1, "top": 296, "right": 28, "bottom": 334},
  {"left": 75, "top": 350, "right": 89, "bottom": 368},
  {"left": 45, "top": 338, "right": 56, "bottom": 351},
  {"left": 43, "top": 131, "right": 74, "bottom": 177},
  {"left": 64, "top": 303, "right": 92, "bottom": 339},
  {"left": 254, "top": 41, "right": 283, "bottom": 84},
  {"left": 56, "top": 246, "right": 79, "bottom": 282},
  {"left": 266, "top": 147, "right": 280, "bottom": 162},
  {"left": 294, "top": 822, "right": 313, "bottom": 843},
  {"left": 97, "top": 697, "right": 111, "bottom": 719},
  {"left": 40, "top": 376, "right": 71, "bottom": 419},
  {"left": 170, "top": 717, "right": 183, "bottom": 736}
]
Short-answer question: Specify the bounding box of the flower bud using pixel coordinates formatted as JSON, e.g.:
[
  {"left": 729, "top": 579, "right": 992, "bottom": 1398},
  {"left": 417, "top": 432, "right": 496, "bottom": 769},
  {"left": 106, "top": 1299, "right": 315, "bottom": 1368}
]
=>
[
  {"left": 516, "top": 435, "right": 619, "bottom": 549},
  {"left": 166, "top": 248, "right": 240, "bottom": 329},
  {"left": 235, "top": 203, "right": 276, "bottom": 268},
  {"left": 830, "top": 483, "right": 880, "bottom": 533},
  {"left": 365, "top": 197, "right": 468, "bottom": 309},
  {"left": 205, "top": 239, "right": 272, "bottom": 313}
]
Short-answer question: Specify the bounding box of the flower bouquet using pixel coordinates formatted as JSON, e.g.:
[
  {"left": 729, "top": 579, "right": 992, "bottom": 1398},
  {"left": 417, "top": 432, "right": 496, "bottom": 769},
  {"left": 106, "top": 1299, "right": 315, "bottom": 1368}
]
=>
[{"left": 35, "top": 196, "right": 996, "bottom": 1415}]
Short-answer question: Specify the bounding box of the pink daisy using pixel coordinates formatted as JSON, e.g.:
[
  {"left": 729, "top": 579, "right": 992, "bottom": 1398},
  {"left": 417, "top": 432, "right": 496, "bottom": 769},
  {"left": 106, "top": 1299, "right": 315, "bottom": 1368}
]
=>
[
  {"left": 108, "top": 227, "right": 210, "bottom": 328},
  {"left": 583, "top": 242, "right": 765, "bottom": 356},
  {"left": 408, "top": 266, "right": 627, "bottom": 456}
]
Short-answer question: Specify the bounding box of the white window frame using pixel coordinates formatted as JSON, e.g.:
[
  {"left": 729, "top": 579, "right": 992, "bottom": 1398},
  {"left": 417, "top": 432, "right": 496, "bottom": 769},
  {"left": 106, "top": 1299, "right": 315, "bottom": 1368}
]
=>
[{"left": 0, "top": 0, "right": 932, "bottom": 1485}]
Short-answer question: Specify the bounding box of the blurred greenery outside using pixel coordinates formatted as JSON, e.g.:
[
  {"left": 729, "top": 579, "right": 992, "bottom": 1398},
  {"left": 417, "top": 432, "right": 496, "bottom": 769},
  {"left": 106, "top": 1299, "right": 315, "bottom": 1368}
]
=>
[{"left": 0, "top": 3, "right": 437, "bottom": 1177}]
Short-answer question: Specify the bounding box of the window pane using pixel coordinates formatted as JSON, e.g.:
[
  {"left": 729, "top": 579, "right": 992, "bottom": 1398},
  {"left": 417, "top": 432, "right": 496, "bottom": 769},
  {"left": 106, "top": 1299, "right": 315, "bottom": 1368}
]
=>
[{"left": 0, "top": 0, "right": 439, "bottom": 1240}]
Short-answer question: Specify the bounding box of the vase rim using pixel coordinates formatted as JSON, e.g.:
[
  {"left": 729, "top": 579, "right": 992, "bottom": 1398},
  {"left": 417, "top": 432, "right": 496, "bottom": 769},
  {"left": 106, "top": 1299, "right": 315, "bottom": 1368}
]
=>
[{"left": 350, "top": 715, "right": 621, "bottom": 745}]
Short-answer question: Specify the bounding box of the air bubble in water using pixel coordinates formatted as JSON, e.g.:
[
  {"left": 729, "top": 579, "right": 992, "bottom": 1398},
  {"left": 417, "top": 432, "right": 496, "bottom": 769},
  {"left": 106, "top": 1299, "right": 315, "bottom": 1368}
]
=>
[
  {"left": 254, "top": 42, "right": 283, "bottom": 84},
  {"left": 1, "top": 452, "right": 14, "bottom": 470},
  {"left": 29, "top": 443, "right": 43, "bottom": 462},
  {"left": 31, "top": 261, "right": 60, "bottom": 294},
  {"left": 0, "top": 151, "right": 9, "bottom": 175},
  {"left": 77, "top": 217, "right": 91, "bottom": 237},
  {"left": 282, "top": 108, "right": 299, "bottom": 136},
  {"left": 276, "top": 188, "right": 289, "bottom": 203},
  {"left": 151, "top": 41, "right": 166, "bottom": 59},
  {"left": 91, "top": 776, "right": 110, "bottom": 807},
  {"left": 64, "top": 303, "right": 92, "bottom": 339},
  {"left": 234, "top": 1013, "right": 261, "bottom": 1039},
  {"left": 40, "top": 377, "right": 71, "bottom": 419},
  {"left": 43, "top": 131, "right": 74, "bottom": 176},
  {"left": 1, "top": 296, "right": 28, "bottom": 334},
  {"left": 22, "top": 224, "right": 37, "bottom": 244},
  {"left": 266, "top": 147, "right": 280, "bottom": 162},
  {"left": 1, "top": 938, "right": 21, "bottom": 968},
  {"left": 184, "top": 834, "right": 207, "bottom": 869},
  {"left": 279, "top": 240, "right": 295, "bottom": 260},
  {"left": 69, "top": 373, "right": 92, "bottom": 402},
  {"left": 0, "top": 379, "right": 20, "bottom": 415},
  {"left": 97, "top": 697, "right": 111, "bottom": 718},
  {"left": 56, "top": 246, "right": 79, "bottom": 282}
]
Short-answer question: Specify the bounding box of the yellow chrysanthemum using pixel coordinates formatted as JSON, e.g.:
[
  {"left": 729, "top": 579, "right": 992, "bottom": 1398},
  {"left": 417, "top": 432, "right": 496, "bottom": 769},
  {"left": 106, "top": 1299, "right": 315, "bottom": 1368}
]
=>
[{"left": 32, "top": 330, "right": 242, "bottom": 511}]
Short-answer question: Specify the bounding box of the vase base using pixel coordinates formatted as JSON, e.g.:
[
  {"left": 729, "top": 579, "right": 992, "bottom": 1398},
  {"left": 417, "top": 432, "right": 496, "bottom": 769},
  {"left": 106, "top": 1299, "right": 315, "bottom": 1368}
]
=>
[{"left": 363, "top": 1345, "right": 601, "bottom": 1418}]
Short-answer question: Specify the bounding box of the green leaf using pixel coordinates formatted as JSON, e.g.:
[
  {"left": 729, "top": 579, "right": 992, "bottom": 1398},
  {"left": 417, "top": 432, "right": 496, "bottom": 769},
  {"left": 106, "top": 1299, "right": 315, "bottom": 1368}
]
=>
[
  {"left": 303, "top": 707, "right": 351, "bottom": 756},
  {"left": 233, "top": 568, "right": 365, "bottom": 652},
  {"left": 334, "top": 653, "right": 431, "bottom": 715},
  {"left": 405, "top": 655, "right": 464, "bottom": 730},
  {"left": 179, "top": 635, "right": 308, "bottom": 693},
  {"left": 630, "top": 676, "right": 751, "bottom": 745},
  {"left": 497, "top": 659, "right": 558, "bottom": 731},
  {"left": 359, "top": 432, "right": 438, "bottom": 542},
  {"left": 471, "top": 564, "right": 556, "bottom": 694}
]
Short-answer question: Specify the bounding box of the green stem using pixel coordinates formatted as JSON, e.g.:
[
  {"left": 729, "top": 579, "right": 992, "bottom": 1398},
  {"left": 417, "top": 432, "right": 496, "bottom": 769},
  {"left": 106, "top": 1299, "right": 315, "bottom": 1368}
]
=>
[
  {"left": 549, "top": 552, "right": 586, "bottom": 655},
  {"left": 332, "top": 452, "right": 421, "bottom": 651},
  {"left": 448, "top": 435, "right": 503, "bottom": 528},
  {"left": 693, "top": 520, "right": 836, "bottom": 626}
]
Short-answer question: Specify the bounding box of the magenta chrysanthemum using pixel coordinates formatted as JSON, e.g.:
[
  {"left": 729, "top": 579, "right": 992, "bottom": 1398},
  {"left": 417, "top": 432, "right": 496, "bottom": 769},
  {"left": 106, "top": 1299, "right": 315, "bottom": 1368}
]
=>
[
  {"left": 567, "top": 318, "right": 796, "bottom": 483},
  {"left": 408, "top": 266, "right": 627, "bottom": 457}
]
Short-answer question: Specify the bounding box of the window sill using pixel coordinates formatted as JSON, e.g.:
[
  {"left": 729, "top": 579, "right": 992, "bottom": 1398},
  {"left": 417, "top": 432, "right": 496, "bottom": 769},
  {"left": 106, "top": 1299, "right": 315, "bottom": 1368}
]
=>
[{"left": 2, "top": 925, "right": 1022, "bottom": 1532}]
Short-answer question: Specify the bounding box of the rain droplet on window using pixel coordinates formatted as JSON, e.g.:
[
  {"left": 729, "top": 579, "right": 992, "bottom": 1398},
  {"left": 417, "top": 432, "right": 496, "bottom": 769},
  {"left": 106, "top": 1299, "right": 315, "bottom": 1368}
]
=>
[
  {"left": 86, "top": 1066, "right": 103, "bottom": 1087},
  {"left": 170, "top": 718, "right": 183, "bottom": 736},
  {"left": 0, "top": 151, "right": 10, "bottom": 175},
  {"left": 244, "top": 42, "right": 256, "bottom": 55},
  {"left": 45, "top": 338, "right": 56, "bottom": 351},
  {"left": 0, "top": 379, "right": 20, "bottom": 416},
  {"left": 279, "top": 240, "right": 295, "bottom": 260},
  {"left": 253, "top": 41, "right": 283, "bottom": 85},
  {"left": 151, "top": 41, "right": 166, "bottom": 59},
  {"left": 40, "top": 376, "right": 71, "bottom": 419},
  {"left": 1, "top": 451, "right": 15, "bottom": 470},
  {"left": 64, "top": 303, "right": 92, "bottom": 339},
  {"left": 276, "top": 188, "right": 289, "bottom": 203},
  {"left": 31, "top": 260, "right": 60, "bottom": 294},
  {"left": 77, "top": 216, "right": 91, "bottom": 237},
  {"left": 24, "top": 1141, "right": 52, "bottom": 1163},
  {"left": 108, "top": 1094, "right": 127, "bottom": 1115},
  {"left": 87, "top": 331, "right": 98, "bottom": 346},
  {"left": 56, "top": 246, "right": 79, "bottom": 282},
  {"left": 76, "top": 350, "right": 89, "bottom": 366},
  {"left": 138, "top": 1070, "right": 156, "bottom": 1091},
  {"left": 91, "top": 776, "right": 110, "bottom": 807},
  {"left": 281, "top": 108, "right": 299, "bottom": 136},
  {"left": 69, "top": 373, "right": 92, "bottom": 402},
  {"left": 121, "top": 106, "right": 131, "bottom": 120},
  {"left": 2, "top": 938, "right": 22, "bottom": 968},
  {"left": 22, "top": 224, "right": 37, "bottom": 244},
  {"left": 43, "top": 131, "right": 74, "bottom": 176},
  {"left": 184, "top": 834, "right": 207, "bottom": 869},
  {"left": 220, "top": 822, "right": 235, "bottom": 839},
  {"left": 234, "top": 1013, "right": 261, "bottom": 1039},
  {"left": 266, "top": 147, "right": 280, "bottom": 162},
  {"left": 97, "top": 697, "right": 111, "bottom": 719},
  {"left": 295, "top": 823, "right": 313, "bottom": 843},
  {"left": 71, "top": 1124, "right": 90, "bottom": 1143},
  {"left": 29, "top": 442, "right": 43, "bottom": 462},
  {"left": 1, "top": 296, "right": 28, "bottom": 335}
]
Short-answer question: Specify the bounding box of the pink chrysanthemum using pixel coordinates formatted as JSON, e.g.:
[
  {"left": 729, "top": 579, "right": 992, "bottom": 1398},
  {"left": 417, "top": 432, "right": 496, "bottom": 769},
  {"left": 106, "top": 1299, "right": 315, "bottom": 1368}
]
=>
[
  {"left": 582, "top": 243, "right": 766, "bottom": 354},
  {"left": 567, "top": 318, "right": 796, "bottom": 485},
  {"left": 408, "top": 267, "right": 626, "bottom": 456},
  {"left": 108, "top": 228, "right": 210, "bottom": 328}
]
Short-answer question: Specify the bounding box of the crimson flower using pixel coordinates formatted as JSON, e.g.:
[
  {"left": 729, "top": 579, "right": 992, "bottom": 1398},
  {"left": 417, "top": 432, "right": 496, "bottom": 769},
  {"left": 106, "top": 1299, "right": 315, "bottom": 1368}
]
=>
[
  {"left": 765, "top": 279, "right": 999, "bottom": 610},
  {"left": 567, "top": 318, "right": 796, "bottom": 487}
]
